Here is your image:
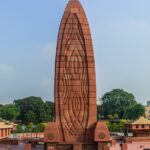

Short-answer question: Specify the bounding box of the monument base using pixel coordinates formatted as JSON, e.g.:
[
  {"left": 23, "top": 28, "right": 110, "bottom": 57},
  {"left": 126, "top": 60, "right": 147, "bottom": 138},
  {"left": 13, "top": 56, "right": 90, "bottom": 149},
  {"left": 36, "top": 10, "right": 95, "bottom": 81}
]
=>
[
  {"left": 44, "top": 143, "right": 101, "bottom": 150},
  {"left": 44, "top": 121, "right": 111, "bottom": 150}
]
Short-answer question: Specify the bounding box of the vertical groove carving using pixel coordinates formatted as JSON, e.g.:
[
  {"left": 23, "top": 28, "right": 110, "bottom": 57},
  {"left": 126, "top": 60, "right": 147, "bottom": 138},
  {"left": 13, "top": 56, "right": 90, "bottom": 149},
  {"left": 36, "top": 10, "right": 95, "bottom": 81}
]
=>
[
  {"left": 57, "top": 13, "right": 89, "bottom": 140},
  {"left": 55, "top": 1, "right": 96, "bottom": 143}
]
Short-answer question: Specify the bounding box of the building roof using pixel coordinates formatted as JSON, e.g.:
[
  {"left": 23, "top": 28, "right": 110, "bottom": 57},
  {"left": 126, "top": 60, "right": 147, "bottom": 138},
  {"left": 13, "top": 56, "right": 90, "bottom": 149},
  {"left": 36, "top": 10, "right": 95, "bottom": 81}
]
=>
[
  {"left": 131, "top": 117, "right": 150, "bottom": 125},
  {"left": 0, "top": 118, "right": 16, "bottom": 129}
]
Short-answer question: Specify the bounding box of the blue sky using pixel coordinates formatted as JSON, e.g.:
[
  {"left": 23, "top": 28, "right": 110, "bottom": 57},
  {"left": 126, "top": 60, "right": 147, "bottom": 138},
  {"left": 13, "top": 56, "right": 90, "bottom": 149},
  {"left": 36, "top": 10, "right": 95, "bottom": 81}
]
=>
[{"left": 0, "top": 0, "right": 150, "bottom": 104}]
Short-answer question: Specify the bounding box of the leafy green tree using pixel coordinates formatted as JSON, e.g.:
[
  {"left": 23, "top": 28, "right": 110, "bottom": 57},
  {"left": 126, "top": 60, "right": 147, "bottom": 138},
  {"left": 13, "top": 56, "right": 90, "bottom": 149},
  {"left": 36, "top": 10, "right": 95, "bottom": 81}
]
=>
[
  {"left": 16, "top": 125, "right": 24, "bottom": 133},
  {"left": 0, "top": 104, "right": 20, "bottom": 121},
  {"left": 106, "top": 119, "right": 127, "bottom": 132},
  {"left": 14, "top": 96, "right": 54, "bottom": 124},
  {"left": 114, "top": 114, "right": 119, "bottom": 119},
  {"left": 32, "top": 123, "right": 45, "bottom": 133},
  {"left": 24, "top": 111, "right": 36, "bottom": 123},
  {"left": 44, "top": 101, "right": 55, "bottom": 121},
  {"left": 25, "top": 122, "right": 34, "bottom": 133},
  {"left": 101, "top": 89, "right": 144, "bottom": 120},
  {"left": 107, "top": 115, "right": 114, "bottom": 120},
  {"left": 125, "top": 103, "right": 145, "bottom": 120},
  {"left": 119, "top": 119, "right": 127, "bottom": 130}
]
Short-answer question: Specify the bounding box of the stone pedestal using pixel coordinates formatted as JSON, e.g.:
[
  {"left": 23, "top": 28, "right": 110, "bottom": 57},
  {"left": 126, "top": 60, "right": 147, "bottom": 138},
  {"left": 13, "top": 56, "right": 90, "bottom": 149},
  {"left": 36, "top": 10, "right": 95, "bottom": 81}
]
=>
[
  {"left": 47, "top": 147, "right": 56, "bottom": 150},
  {"left": 104, "top": 145, "right": 110, "bottom": 150},
  {"left": 122, "top": 143, "right": 127, "bottom": 150},
  {"left": 25, "top": 144, "right": 31, "bottom": 150},
  {"left": 98, "top": 143, "right": 107, "bottom": 150},
  {"left": 73, "top": 144, "right": 82, "bottom": 150}
]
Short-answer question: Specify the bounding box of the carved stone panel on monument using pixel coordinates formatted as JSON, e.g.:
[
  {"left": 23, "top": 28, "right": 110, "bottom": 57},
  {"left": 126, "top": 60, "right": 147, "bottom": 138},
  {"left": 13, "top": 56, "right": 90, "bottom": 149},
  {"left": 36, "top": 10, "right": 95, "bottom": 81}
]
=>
[
  {"left": 55, "top": 0, "right": 96, "bottom": 143},
  {"left": 44, "top": 0, "right": 110, "bottom": 150}
]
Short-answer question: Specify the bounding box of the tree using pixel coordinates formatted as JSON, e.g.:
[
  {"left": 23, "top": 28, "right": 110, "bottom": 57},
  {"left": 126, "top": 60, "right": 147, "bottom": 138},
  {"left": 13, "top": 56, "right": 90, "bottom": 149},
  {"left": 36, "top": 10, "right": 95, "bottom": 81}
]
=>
[
  {"left": 16, "top": 125, "right": 24, "bottom": 133},
  {"left": 44, "top": 101, "right": 55, "bottom": 121},
  {"left": 125, "top": 103, "right": 145, "bottom": 120},
  {"left": 14, "top": 96, "right": 54, "bottom": 124},
  {"left": 32, "top": 123, "right": 45, "bottom": 133},
  {"left": 0, "top": 104, "right": 20, "bottom": 121},
  {"left": 25, "top": 122, "right": 34, "bottom": 133},
  {"left": 24, "top": 111, "right": 36, "bottom": 123},
  {"left": 106, "top": 119, "right": 127, "bottom": 132},
  {"left": 101, "top": 89, "right": 144, "bottom": 120}
]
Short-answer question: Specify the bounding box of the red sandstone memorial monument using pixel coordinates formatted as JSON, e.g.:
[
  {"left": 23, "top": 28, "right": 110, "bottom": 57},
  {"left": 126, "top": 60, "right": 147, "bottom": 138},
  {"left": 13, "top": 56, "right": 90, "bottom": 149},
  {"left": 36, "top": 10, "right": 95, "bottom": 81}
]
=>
[{"left": 44, "top": 0, "right": 110, "bottom": 149}]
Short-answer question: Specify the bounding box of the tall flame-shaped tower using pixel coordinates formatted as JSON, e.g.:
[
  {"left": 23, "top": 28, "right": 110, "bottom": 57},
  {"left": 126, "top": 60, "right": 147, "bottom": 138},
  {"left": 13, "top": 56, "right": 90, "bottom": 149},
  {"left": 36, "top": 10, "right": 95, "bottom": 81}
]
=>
[{"left": 44, "top": 1, "right": 110, "bottom": 150}]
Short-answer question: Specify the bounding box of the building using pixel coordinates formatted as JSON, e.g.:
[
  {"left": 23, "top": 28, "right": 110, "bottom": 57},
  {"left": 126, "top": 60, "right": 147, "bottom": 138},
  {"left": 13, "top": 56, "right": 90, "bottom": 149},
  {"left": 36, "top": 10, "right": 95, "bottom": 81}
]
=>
[
  {"left": 0, "top": 119, "right": 16, "bottom": 139},
  {"left": 144, "top": 101, "right": 150, "bottom": 120},
  {"left": 121, "top": 117, "right": 150, "bottom": 150},
  {"left": 125, "top": 116, "right": 150, "bottom": 137},
  {"left": 147, "top": 101, "right": 150, "bottom": 106},
  {"left": 145, "top": 105, "right": 150, "bottom": 120}
]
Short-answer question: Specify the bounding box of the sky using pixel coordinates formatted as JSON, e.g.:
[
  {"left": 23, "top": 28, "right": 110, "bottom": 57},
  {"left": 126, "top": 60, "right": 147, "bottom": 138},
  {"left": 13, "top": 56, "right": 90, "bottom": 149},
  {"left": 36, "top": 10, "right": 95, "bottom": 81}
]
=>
[{"left": 0, "top": 0, "right": 150, "bottom": 104}]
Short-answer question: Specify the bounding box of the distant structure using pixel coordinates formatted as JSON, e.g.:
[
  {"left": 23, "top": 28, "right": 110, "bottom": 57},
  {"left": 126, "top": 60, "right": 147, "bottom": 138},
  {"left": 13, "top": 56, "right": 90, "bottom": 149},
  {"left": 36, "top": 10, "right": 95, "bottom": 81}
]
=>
[
  {"left": 125, "top": 117, "right": 150, "bottom": 137},
  {"left": 122, "top": 117, "right": 150, "bottom": 150},
  {"left": 147, "top": 101, "right": 150, "bottom": 106},
  {"left": 0, "top": 119, "right": 16, "bottom": 139},
  {"left": 145, "top": 101, "right": 150, "bottom": 119},
  {"left": 44, "top": 0, "right": 110, "bottom": 150}
]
